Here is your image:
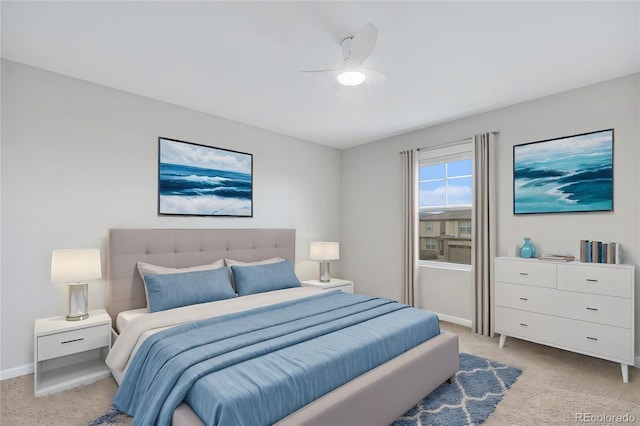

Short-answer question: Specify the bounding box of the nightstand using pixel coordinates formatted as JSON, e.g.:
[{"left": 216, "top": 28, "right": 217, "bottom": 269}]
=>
[
  {"left": 301, "top": 279, "right": 354, "bottom": 293},
  {"left": 34, "top": 309, "right": 112, "bottom": 396}
]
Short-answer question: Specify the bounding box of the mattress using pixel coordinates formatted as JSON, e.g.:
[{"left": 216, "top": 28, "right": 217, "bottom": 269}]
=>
[{"left": 115, "top": 308, "right": 148, "bottom": 333}]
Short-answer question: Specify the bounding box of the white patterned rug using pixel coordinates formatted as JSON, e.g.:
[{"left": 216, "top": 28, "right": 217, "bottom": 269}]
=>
[{"left": 393, "top": 352, "right": 522, "bottom": 426}]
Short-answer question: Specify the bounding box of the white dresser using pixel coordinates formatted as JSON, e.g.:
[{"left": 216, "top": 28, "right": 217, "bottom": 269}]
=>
[{"left": 495, "top": 256, "right": 635, "bottom": 383}]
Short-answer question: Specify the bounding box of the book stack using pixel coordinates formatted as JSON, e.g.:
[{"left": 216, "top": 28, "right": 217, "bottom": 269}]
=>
[
  {"left": 538, "top": 254, "right": 575, "bottom": 262},
  {"left": 579, "top": 240, "right": 621, "bottom": 264}
]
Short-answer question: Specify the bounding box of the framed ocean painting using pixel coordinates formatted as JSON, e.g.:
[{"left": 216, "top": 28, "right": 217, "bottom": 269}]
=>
[
  {"left": 513, "top": 129, "right": 613, "bottom": 214},
  {"left": 158, "top": 137, "right": 253, "bottom": 217}
]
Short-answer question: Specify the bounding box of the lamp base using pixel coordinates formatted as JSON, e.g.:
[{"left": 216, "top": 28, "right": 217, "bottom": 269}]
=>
[
  {"left": 66, "top": 313, "right": 89, "bottom": 321},
  {"left": 67, "top": 282, "right": 89, "bottom": 322},
  {"left": 319, "top": 261, "right": 331, "bottom": 283}
]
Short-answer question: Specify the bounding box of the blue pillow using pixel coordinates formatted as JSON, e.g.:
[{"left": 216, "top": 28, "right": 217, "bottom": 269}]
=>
[
  {"left": 144, "top": 267, "right": 236, "bottom": 312},
  {"left": 231, "top": 260, "right": 301, "bottom": 296}
]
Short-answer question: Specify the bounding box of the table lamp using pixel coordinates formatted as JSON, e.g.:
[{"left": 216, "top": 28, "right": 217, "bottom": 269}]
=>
[
  {"left": 309, "top": 242, "right": 339, "bottom": 283},
  {"left": 51, "top": 249, "right": 102, "bottom": 321}
]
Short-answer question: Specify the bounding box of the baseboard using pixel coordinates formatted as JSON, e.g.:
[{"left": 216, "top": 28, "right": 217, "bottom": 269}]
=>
[
  {"left": 436, "top": 313, "right": 472, "bottom": 328},
  {"left": 635, "top": 355, "right": 640, "bottom": 369},
  {"left": 0, "top": 363, "right": 33, "bottom": 381}
]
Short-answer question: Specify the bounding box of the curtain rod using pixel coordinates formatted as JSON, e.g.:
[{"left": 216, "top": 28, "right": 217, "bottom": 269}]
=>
[
  {"left": 417, "top": 131, "right": 499, "bottom": 152},
  {"left": 399, "top": 131, "right": 499, "bottom": 154}
]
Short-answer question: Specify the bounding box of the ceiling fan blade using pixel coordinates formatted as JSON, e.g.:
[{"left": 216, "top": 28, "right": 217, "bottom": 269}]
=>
[
  {"left": 299, "top": 69, "right": 339, "bottom": 73},
  {"left": 362, "top": 68, "right": 387, "bottom": 84},
  {"left": 346, "top": 23, "right": 378, "bottom": 66}
]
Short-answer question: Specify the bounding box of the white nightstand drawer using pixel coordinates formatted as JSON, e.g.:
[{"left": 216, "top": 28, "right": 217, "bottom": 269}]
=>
[
  {"left": 38, "top": 324, "right": 109, "bottom": 362},
  {"left": 495, "top": 258, "right": 557, "bottom": 288},
  {"left": 558, "top": 264, "right": 632, "bottom": 298}
]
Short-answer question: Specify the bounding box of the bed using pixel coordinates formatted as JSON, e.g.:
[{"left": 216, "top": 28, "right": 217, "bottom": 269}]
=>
[{"left": 105, "top": 228, "right": 459, "bottom": 426}]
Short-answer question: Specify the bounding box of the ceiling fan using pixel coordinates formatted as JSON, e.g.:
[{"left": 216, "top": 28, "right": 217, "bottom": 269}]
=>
[{"left": 302, "top": 23, "right": 386, "bottom": 86}]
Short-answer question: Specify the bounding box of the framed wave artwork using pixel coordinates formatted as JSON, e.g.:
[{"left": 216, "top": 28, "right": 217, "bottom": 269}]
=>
[
  {"left": 158, "top": 137, "right": 253, "bottom": 217},
  {"left": 513, "top": 129, "right": 613, "bottom": 215}
]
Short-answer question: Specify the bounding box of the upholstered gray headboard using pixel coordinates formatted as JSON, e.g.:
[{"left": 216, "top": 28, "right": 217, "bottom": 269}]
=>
[{"left": 107, "top": 228, "right": 296, "bottom": 326}]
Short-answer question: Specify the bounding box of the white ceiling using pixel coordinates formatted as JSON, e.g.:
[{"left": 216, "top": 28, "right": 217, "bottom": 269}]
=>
[{"left": 2, "top": 1, "right": 639, "bottom": 150}]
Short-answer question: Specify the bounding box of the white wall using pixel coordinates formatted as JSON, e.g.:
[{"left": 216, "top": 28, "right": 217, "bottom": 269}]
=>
[
  {"left": 342, "top": 74, "right": 640, "bottom": 354},
  {"left": 418, "top": 265, "right": 472, "bottom": 326},
  {"left": 0, "top": 60, "right": 342, "bottom": 375}
]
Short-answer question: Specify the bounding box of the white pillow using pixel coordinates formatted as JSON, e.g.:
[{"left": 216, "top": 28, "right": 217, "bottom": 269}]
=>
[
  {"left": 224, "top": 257, "right": 285, "bottom": 267},
  {"left": 137, "top": 259, "right": 226, "bottom": 309}
]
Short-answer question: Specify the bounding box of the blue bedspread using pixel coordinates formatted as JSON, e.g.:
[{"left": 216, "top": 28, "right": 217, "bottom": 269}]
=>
[{"left": 113, "top": 291, "right": 440, "bottom": 426}]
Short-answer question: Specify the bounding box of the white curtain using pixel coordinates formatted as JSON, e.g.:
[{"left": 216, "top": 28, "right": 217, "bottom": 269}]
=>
[
  {"left": 401, "top": 150, "right": 418, "bottom": 306},
  {"left": 471, "top": 133, "right": 497, "bottom": 336}
]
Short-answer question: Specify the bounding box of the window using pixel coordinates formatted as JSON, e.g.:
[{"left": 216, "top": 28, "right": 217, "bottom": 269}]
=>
[
  {"left": 418, "top": 141, "right": 473, "bottom": 265},
  {"left": 425, "top": 238, "right": 437, "bottom": 250},
  {"left": 459, "top": 220, "right": 471, "bottom": 236}
]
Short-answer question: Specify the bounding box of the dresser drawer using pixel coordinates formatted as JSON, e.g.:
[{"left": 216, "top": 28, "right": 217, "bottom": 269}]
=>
[
  {"left": 495, "top": 306, "right": 554, "bottom": 344},
  {"left": 37, "top": 324, "right": 109, "bottom": 362},
  {"left": 559, "top": 320, "right": 632, "bottom": 362},
  {"left": 495, "top": 282, "right": 555, "bottom": 312},
  {"left": 555, "top": 290, "right": 632, "bottom": 328},
  {"left": 558, "top": 264, "right": 633, "bottom": 298},
  {"left": 496, "top": 307, "right": 632, "bottom": 363},
  {"left": 495, "top": 258, "right": 557, "bottom": 288},
  {"left": 496, "top": 282, "right": 632, "bottom": 328}
]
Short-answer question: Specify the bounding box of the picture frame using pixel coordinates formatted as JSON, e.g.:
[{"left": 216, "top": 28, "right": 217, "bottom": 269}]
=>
[
  {"left": 513, "top": 129, "right": 613, "bottom": 215},
  {"left": 158, "top": 137, "right": 253, "bottom": 217}
]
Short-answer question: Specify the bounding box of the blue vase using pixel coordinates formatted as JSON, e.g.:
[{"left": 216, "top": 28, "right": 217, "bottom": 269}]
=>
[{"left": 520, "top": 238, "right": 535, "bottom": 258}]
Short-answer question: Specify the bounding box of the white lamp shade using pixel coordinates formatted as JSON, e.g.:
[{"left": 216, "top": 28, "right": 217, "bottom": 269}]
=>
[
  {"left": 51, "top": 249, "right": 102, "bottom": 283},
  {"left": 309, "top": 242, "right": 340, "bottom": 261}
]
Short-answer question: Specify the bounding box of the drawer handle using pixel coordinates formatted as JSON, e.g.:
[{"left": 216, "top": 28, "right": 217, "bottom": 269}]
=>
[
  {"left": 61, "top": 338, "right": 84, "bottom": 345},
  {"left": 586, "top": 336, "right": 598, "bottom": 341},
  {"left": 519, "top": 323, "right": 528, "bottom": 327},
  {"left": 586, "top": 307, "right": 598, "bottom": 311},
  {"left": 519, "top": 297, "right": 528, "bottom": 301},
  {"left": 519, "top": 272, "right": 528, "bottom": 276},
  {"left": 585, "top": 279, "right": 598, "bottom": 283}
]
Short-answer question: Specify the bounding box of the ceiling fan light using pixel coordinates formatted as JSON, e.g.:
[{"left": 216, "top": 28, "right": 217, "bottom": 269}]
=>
[{"left": 337, "top": 70, "right": 366, "bottom": 86}]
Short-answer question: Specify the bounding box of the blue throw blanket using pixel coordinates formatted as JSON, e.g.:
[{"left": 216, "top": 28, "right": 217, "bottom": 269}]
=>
[{"left": 114, "top": 291, "right": 440, "bottom": 426}]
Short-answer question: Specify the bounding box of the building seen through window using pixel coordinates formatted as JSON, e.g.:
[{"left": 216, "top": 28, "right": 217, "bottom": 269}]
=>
[{"left": 419, "top": 143, "right": 472, "bottom": 265}]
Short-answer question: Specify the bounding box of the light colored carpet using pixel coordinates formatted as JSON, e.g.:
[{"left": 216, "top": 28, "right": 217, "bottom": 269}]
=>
[
  {"left": 442, "top": 323, "right": 640, "bottom": 426},
  {"left": 0, "top": 371, "right": 123, "bottom": 426},
  {"left": 2, "top": 321, "right": 638, "bottom": 426}
]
